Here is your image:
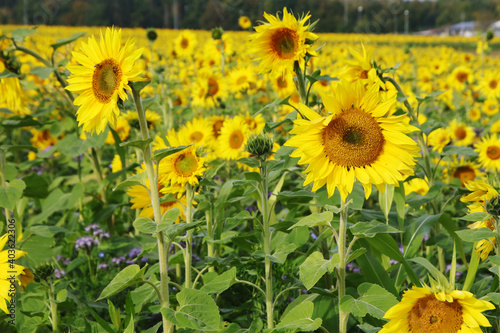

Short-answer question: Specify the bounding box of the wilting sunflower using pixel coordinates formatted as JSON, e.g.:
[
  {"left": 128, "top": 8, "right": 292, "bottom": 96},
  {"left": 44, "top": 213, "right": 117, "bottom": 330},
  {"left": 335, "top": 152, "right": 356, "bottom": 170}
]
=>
[
  {"left": 380, "top": 285, "right": 494, "bottom": 333},
  {"left": 285, "top": 80, "right": 420, "bottom": 200},
  {"left": 467, "top": 214, "right": 496, "bottom": 261},
  {"left": 217, "top": 117, "right": 250, "bottom": 160},
  {"left": 448, "top": 119, "right": 475, "bottom": 146},
  {"left": 66, "top": 27, "right": 143, "bottom": 134},
  {"left": 239, "top": 16, "right": 252, "bottom": 29},
  {"left": 250, "top": 7, "right": 318, "bottom": 78},
  {"left": 0, "top": 233, "right": 27, "bottom": 314},
  {"left": 160, "top": 146, "right": 206, "bottom": 187},
  {"left": 475, "top": 134, "right": 500, "bottom": 173},
  {"left": 174, "top": 30, "right": 198, "bottom": 58}
]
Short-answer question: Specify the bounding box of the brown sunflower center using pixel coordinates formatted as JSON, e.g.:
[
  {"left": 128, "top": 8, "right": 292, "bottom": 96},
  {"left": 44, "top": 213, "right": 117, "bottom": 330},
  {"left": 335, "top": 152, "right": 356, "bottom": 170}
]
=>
[
  {"left": 207, "top": 78, "right": 219, "bottom": 97},
  {"left": 277, "top": 77, "right": 288, "bottom": 88},
  {"left": 174, "top": 152, "right": 198, "bottom": 176},
  {"left": 212, "top": 119, "right": 224, "bottom": 138},
  {"left": 271, "top": 28, "right": 298, "bottom": 59},
  {"left": 190, "top": 131, "right": 204, "bottom": 143},
  {"left": 456, "top": 72, "right": 468, "bottom": 83},
  {"left": 360, "top": 70, "right": 369, "bottom": 79},
  {"left": 92, "top": 58, "right": 122, "bottom": 103},
  {"left": 490, "top": 80, "right": 498, "bottom": 89},
  {"left": 487, "top": 146, "right": 500, "bottom": 160},
  {"left": 323, "top": 107, "right": 385, "bottom": 168},
  {"left": 453, "top": 166, "right": 476, "bottom": 186},
  {"left": 180, "top": 37, "right": 189, "bottom": 49},
  {"left": 229, "top": 130, "right": 244, "bottom": 149},
  {"left": 408, "top": 294, "right": 463, "bottom": 333},
  {"left": 454, "top": 127, "right": 467, "bottom": 140}
]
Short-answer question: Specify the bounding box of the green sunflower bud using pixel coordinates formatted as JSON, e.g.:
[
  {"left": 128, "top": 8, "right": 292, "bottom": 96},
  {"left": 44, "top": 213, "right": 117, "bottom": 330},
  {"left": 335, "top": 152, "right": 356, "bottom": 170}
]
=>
[
  {"left": 146, "top": 28, "right": 158, "bottom": 42},
  {"left": 487, "top": 196, "right": 500, "bottom": 218},
  {"left": 246, "top": 133, "right": 273, "bottom": 157},
  {"left": 486, "top": 30, "right": 494, "bottom": 42},
  {"left": 33, "top": 263, "right": 55, "bottom": 282},
  {"left": 211, "top": 27, "right": 224, "bottom": 40}
]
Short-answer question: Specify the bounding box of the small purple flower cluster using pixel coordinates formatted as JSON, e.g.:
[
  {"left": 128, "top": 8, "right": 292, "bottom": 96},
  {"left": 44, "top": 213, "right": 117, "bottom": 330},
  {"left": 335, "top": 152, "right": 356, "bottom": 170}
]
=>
[
  {"left": 75, "top": 236, "right": 98, "bottom": 250},
  {"left": 85, "top": 223, "right": 110, "bottom": 239},
  {"left": 54, "top": 268, "right": 66, "bottom": 278}
]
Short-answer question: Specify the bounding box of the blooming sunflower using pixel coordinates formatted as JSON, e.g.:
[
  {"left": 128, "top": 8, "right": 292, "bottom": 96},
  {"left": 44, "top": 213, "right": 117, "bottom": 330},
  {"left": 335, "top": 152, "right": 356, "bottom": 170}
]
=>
[
  {"left": 178, "top": 117, "right": 212, "bottom": 147},
  {"left": 250, "top": 7, "right": 318, "bottom": 79},
  {"left": 380, "top": 285, "right": 494, "bottom": 333},
  {"left": 66, "top": 27, "right": 143, "bottom": 134},
  {"left": 461, "top": 178, "right": 499, "bottom": 213},
  {"left": 239, "top": 16, "right": 252, "bottom": 30},
  {"left": 427, "top": 128, "right": 450, "bottom": 154},
  {"left": 105, "top": 116, "right": 131, "bottom": 145},
  {"left": 160, "top": 146, "right": 206, "bottom": 187},
  {"left": 339, "top": 44, "right": 385, "bottom": 90},
  {"left": 405, "top": 177, "right": 429, "bottom": 196},
  {"left": 285, "top": 80, "right": 420, "bottom": 200},
  {"left": 444, "top": 157, "right": 483, "bottom": 187},
  {"left": 467, "top": 215, "right": 496, "bottom": 261},
  {"left": 479, "top": 70, "right": 500, "bottom": 99},
  {"left": 236, "top": 113, "right": 266, "bottom": 134},
  {"left": 475, "top": 134, "right": 500, "bottom": 173},
  {"left": 0, "top": 58, "right": 30, "bottom": 115},
  {"left": 447, "top": 120, "right": 476, "bottom": 147},
  {"left": 0, "top": 233, "right": 27, "bottom": 314},
  {"left": 174, "top": 30, "right": 197, "bottom": 58},
  {"left": 448, "top": 66, "right": 473, "bottom": 91},
  {"left": 216, "top": 117, "right": 250, "bottom": 160},
  {"left": 482, "top": 98, "right": 499, "bottom": 116}
]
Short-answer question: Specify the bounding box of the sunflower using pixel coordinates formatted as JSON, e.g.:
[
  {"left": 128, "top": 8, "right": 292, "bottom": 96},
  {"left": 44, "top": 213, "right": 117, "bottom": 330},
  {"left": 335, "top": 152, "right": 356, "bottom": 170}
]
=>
[
  {"left": 0, "top": 233, "right": 27, "bottom": 314},
  {"left": 447, "top": 119, "right": 476, "bottom": 147},
  {"left": 444, "top": 157, "right": 483, "bottom": 187},
  {"left": 0, "top": 58, "right": 30, "bottom": 115},
  {"left": 339, "top": 44, "right": 385, "bottom": 90},
  {"left": 105, "top": 116, "right": 131, "bottom": 145},
  {"left": 271, "top": 72, "right": 296, "bottom": 98},
  {"left": 216, "top": 117, "right": 250, "bottom": 160},
  {"left": 468, "top": 107, "right": 481, "bottom": 122},
  {"left": 479, "top": 70, "right": 500, "bottom": 99},
  {"left": 475, "top": 134, "right": 500, "bottom": 173},
  {"left": 285, "top": 80, "right": 420, "bottom": 200},
  {"left": 192, "top": 70, "right": 227, "bottom": 108},
  {"left": 448, "top": 66, "right": 473, "bottom": 91},
  {"left": 490, "top": 118, "right": 500, "bottom": 133},
  {"left": 250, "top": 7, "right": 318, "bottom": 79},
  {"left": 405, "top": 177, "right": 429, "bottom": 196},
  {"left": 239, "top": 16, "right": 252, "bottom": 30},
  {"left": 66, "top": 27, "right": 143, "bottom": 134},
  {"left": 178, "top": 117, "right": 212, "bottom": 147},
  {"left": 467, "top": 214, "right": 496, "bottom": 261},
  {"left": 123, "top": 110, "right": 162, "bottom": 130},
  {"left": 427, "top": 128, "right": 450, "bottom": 153},
  {"left": 160, "top": 146, "right": 206, "bottom": 187},
  {"left": 228, "top": 67, "right": 256, "bottom": 93},
  {"left": 482, "top": 98, "right": 499, "bottom": 116},
  {"left": 461, "top": 178, "right": 499, "bottom": 213},
  {"left": 236, "top": 113, "right": 266, "bottom": 134},
  {"left": 174, "top": 30, "right": 197, "bottom": 58},
  {"left": 110, "top": 154, "right": 123, "bottom": 173},
  {"left": 380, "top": 285, "right": 494, "bottom": 333}
]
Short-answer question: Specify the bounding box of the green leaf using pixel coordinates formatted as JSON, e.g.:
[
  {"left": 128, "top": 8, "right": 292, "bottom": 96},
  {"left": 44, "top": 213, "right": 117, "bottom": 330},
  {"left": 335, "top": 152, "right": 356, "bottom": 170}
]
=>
[
  {"left": 12, "top": 27, "right": 37, "bottom": 43},
  {"left": 0, "top": 70, "right": 20, "bottom": 79},
  {"left": 86, "top": 305, "right": 115, "bottom": 333},
  {"left": 160, "top": 288, "right": 222, "bottom": 330},
  {"left": 347, "top": 248, "right": 367, "bottom": 264},
  {"left": 108, "top": 299, "right": 121, "bottom": 330},
  {"left": 0, "top": 179, "right": 26, "bottom": 210},
  {"left": 97, "top": 265, "right": 146, "bottom": 300},
  {"left": 416, "top": 90, "right": 446, "bottom": 103},
  {"left": 130, "top": 80, "right": 151, "bottom": 92},
  {"left": 339, "top": 283, "right": 398, "bottom": 319},
  {"left": 456, "top": 228, "right": 499, "bottom": 242},
  {"left": 394, "top": 181, "right": 406, "bottom": 229},
  {"left": 405, "top": 214, "right": 442, "bottom": 258},
  {"left": 1, "top": 116, "right": 43, "bottom": 128},
  {"left": 158, "top": 208, "right": 181, "bottom": 232},
  {"left": 299, "top": 252, "right": 339, "bottom": 290},
  {"left": 355, "top": 243, "right": 398, "bottom": 296},
  {"left": 409, "top": 257, "right": 449, "bottom": 290},
  {"left": 165, "top": 221, "right": 204, "bottom": 240},
  {"left": 378, "top": 184, "right": 394, "bottom": 221},
  {"left": 460, "top": 212, "right": 490, "bottom": 222},
  {"left": 289, "top": 212, "right": 333, "bottom": 229},
  {"left": 123, "top": 317, "right": 134, "bottom": 333},
  {"left": 120, "top": 138, "right": 153, "bottom": 150},
  {"left": 442, "top": 145, "right": 478, "bottom": 157},
  {"left": 254, "top": 96, "right": 292, "bottom": 116},
  {"left": 0, "top": 108, "right": 14, "bottom": 114},
  {"left": 153, "top": 145, "right": 191, "bottom": 162},
  {"left": 200, "top": 267, "right": 237, "bottom": 294},
  {"left": 489, "top": 256, "right": 500, "bottom": 266},
  {"left": 30, "top": 225, "right": 71, "bottom": 238},
  {"left": 133, "top": 217, "right": 157, "bottom": 235},
  {"left": 143, "top": 322, "right": 162, "bottom": 333},
  {"left": 51, "top": 31, "right": 86, "bottom": 50},
  {"left": 30, "top": 66, "right": 54, "bottom": 79},
  {"left": 114, "top": 171, "right": 148, "bottom": 191},
  {"left": 350, "top": 220, "right": 402, "bottom": 238},
  {"left": 275, "top": 301, "right": 322, "bottom": 331},
  {"left": 224, "top": 210, "right": 253, "bottom": 231},
  {"left": 22, "top": 174, "right": 49, "bottom": 198},
  {"left": 56, "top": 289, "right": 67, "bottom": 303}
]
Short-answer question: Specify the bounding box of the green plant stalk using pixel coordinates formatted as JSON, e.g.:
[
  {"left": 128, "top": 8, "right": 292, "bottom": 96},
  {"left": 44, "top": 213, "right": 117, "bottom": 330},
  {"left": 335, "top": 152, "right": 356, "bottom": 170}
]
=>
[
  {"left": 184, "top": 183, "right": 194, "bottom": 288},
  {"left": 206, "top": 208, "right": 215, "bottom": 273},
  {"left": 260, "top": 160, "right": 274, "bottom": 328},
  {"left": 294, "top": 61, "right": 308, "bottom": 106},
  {"left": 48, "top": 281, "right": 59, "bottom": 333},
  {"left": 338, "top": 198, "right": 349, "bottom": 333},
  {"left": 131, "top": 85, "right": 173, "bottom": 333},
  {"left": 462, "top": 246, "right": 480, "bottom": 292}
]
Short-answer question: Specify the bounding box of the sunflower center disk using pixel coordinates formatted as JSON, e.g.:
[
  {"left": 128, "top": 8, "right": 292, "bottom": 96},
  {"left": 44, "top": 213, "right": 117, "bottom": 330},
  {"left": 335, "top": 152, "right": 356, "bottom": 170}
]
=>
[
  {"left": 174, "top": 153, "right": 198, "bottom": 176},
  {"left": 490, "top": 80, "right": 498, "bottom": 89},
  {"left": 207, "top": 78, "right": 219, "bottom": 96},
  {"left": 487, "top": 146, "right": 500, "bottom": 160},
  {"left": 190, "top": 131, "right": 204, "bottom": 143},
  {"left": 180, "top": 38, "right": 189, "bottom": 49},
  {"left": 456, "top": 72, "right": 468, "bottom": 83},
  {"left": 92, "top": 59, "right": 122, "bottom": 103},
  {"left": 323, "top": 108, "right": 384, "bottom": 168},
  {"left": 453, "top": 166, "right": 476, "bottom": 185},
  {"left": 230, "top": 131, "right": 244, "bottom": 149},
  {"left": 408, "top": 295, "right": 463, "bottom": 333},
  {"left": 271, "top": 28, "right": 297, "bottom": 59},
  {"left": 455, "top": 128, "right": 466, "bottom": 140}
]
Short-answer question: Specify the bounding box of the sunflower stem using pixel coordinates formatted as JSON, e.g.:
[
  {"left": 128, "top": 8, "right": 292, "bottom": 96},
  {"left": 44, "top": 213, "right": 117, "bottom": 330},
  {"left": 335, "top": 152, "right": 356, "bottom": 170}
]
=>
[
  {"left": 184, "top": 183, "right": 194, "bottom": 289},
  {"left": 206, "top": 208, "right": 215, "bottom": 273},
  {"left": 48, "top": 280, "right": 59, "bottom": 333},
  {"left": 294, "top": 61, "right": 308, "bottom": 106},
  {"left": 131, "top": 84, "right": 173, "bottom": 333},
  {"left": 259, "top": 159, "right": 274, "bottom": 328},
  {"left": 338, "top": 198, "right": 349, "bottom": 333}
]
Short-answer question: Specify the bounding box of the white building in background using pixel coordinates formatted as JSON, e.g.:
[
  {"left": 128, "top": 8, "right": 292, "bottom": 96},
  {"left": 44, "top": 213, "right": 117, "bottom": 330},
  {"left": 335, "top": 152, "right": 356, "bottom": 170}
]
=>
[
  {"left": 490, "top": 20, "right": 500, "bottom": 36},
  {"left": 447, "top": 21, "right": 476, "bottom": 37}
]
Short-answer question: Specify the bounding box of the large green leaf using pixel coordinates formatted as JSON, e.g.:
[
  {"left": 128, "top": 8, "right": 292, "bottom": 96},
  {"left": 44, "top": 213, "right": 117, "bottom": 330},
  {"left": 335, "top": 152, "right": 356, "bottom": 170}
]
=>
[
  {"left": 0, "top": 179, "right": 25, "bottom": 210},
  {"left": 200, "top": 267, "right": 237, "bottom": 294},
  {"left": 299, "top": 252, "right": 339, "bottom": 290},
  {"left": 350, "top": 220, "right": 402, "bottom": 238},
  {"left": 97, "top": 265, "right": 147, "bottom": 300},
  {"left": 340, "top": 283, "right": 398, "bottom": 319},
  {"left": 456, "top": 228, "right": 499, "bottom": 243},
  {"left": 160, "top": 288, "right": 222, "bottom": 331},
  {"left": 289, "top": 211, "right": 333, "bottom": 229},
  {"left": 274, "top": 301, "right": 322, "bottom": 332},
  {"left": 51, "top": 31, "right": 86, "bottom": 49}
]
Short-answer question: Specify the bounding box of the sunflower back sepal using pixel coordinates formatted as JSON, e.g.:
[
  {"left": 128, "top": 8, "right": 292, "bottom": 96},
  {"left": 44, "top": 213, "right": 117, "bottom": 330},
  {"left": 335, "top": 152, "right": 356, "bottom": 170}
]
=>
[
  {"left": 119, "top": 138, "right": 154, "bottom": 151},
  {"left": 129, "top": 80, "right": 151, "bottom": 93},
  {"left": 50, "top": 32, "right": 86, "bottom": 51}
]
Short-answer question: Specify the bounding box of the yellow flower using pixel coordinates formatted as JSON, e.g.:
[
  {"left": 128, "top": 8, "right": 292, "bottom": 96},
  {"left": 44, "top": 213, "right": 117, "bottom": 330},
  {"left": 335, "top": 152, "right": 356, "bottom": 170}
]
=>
[
  {"left": 236, "top": 113, "right": 266, "bottom": 134},
  {"left": 250, "top": 7, "right": 318, "bottom": 78},
  {"left": 174, "top": 30, "right": 197, "bottom": 58},
  {"left": 427, "top": 128, "right": 450, "bottom": 153},
  {"left": 177, "top": 117, "right": 213, "bottom": 148},
  {"left": 444, "top": 157, "right": 483, "bottom": 187},
  {"left": 405, "top": 177, "right": 429, "bottom": 196},
  {"left": 474, "top": 134, "right": 500, "bottom": 173},
  {"left": 380, "top": 285, "right": 494, "bottom": 332},
  {"left": 160, "top": 146, "right": 206, "bottom": 188},
  {"left": 461, "top": 178, "right": 499, "bottom": 212},
  {"left": 0, "top": 233, "right": 27, "bottom": 314},
  {"left": 285, "top": 80, "right": 420, "bottom": 200},
  {"left": 66, "top": 27, "right": 143, "bottom": 134},
  {"left": 476, "top": 40, "right": 489, "bottom": 55},
  {"left": 479, "top": 70, "right": 500, "bottom": 99},
  {"left": 238, "top": 16, "right": 252, "bottom": 30},
  {"left": 105, "top": 116, "right": 131, "bottom": 145},
  {"left": 482, "top": 97, "right": 499, "bottom": 116},
  {"left": 448, "top": 66, "right": 473, "bottom": 91},
  {"left": 467, "top": 213, "right": 496, "bottom": 261},
  {"left": 447, "top": 119, "right": 476, "bottom": 147},
  {"left": 216, "top": 117, "right": 250, "bottom": 160},
  {"left": 339, "top": 44, "right": 385, "bottom": 90},
  {"left": 111, "top": 154, "right": 123, "bottom": 173}
]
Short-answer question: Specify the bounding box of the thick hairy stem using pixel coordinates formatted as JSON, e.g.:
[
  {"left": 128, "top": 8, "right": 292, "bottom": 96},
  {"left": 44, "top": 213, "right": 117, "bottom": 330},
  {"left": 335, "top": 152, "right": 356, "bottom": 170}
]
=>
[{"left": 338, "top": 199, "right": 349, "bottom": 333}]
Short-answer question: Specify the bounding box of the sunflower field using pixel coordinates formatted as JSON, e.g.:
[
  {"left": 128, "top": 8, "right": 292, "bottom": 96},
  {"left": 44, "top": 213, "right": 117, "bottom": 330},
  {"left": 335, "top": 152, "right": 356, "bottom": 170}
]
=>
[{"left": 2, "top": 8, "right": 500, "bottom": 333}]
